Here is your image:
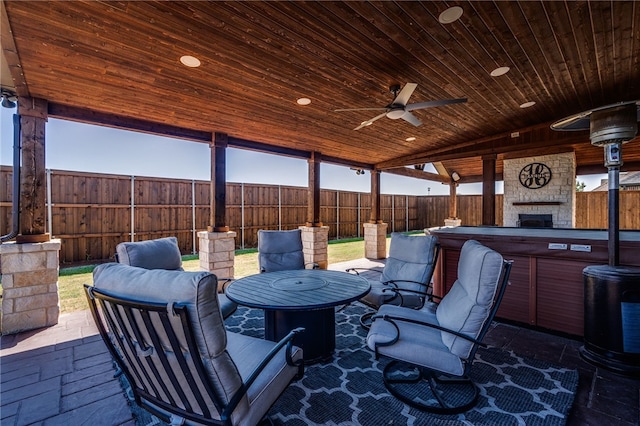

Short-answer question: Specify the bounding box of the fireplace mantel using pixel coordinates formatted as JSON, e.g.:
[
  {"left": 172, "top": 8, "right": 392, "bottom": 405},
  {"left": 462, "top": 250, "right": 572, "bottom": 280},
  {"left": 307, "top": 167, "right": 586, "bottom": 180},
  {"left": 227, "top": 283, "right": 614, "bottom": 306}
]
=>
[{"left": 512, "top": 201, "right": 563, "bottom": 206}]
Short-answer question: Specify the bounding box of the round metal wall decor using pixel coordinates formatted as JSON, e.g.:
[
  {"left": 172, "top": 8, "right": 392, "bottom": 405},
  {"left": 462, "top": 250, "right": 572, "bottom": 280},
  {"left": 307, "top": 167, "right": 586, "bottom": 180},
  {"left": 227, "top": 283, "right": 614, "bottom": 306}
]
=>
[{"left": 519, "top": 162, "right": 552, "bottom": 189}]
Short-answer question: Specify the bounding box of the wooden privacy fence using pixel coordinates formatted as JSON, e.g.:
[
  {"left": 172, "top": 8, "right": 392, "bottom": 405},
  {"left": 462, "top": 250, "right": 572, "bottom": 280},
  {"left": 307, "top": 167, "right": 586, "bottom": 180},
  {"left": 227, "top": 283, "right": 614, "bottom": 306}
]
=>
[{"left": 1, "top": 167, "right": 638, "bottom": 265}]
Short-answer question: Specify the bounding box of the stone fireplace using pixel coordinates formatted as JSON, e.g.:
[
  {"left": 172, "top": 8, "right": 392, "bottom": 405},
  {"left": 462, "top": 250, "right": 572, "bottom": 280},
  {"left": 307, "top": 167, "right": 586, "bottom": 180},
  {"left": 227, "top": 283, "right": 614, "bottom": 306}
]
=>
[{"left": 503, "top": 152, "right": 576, "bottom": 228}]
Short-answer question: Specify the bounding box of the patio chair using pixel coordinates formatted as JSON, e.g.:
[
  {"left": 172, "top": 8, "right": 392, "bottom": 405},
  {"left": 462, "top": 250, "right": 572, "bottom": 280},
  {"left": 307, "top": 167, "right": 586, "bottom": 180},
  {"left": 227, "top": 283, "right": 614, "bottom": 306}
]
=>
[
  {"left": 366, "top": 239, "right": 512, "bottom": 414},
  {"left": 115, "top": 236, "right": 237, "bottom": 319},
  {"left": 347, "top": 233, "right": 440, "bottom": 328},
  {"left": 257, "top": 229, "right": 318, "bottom": 272},
  {"left": 85, "top": 263, "right": 304, "bottom": 426}
]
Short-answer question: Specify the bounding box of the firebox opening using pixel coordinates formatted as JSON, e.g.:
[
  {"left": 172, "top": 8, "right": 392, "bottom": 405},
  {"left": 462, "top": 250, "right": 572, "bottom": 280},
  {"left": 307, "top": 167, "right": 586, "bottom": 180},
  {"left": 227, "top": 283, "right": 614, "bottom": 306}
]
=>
[{"left": 518, "top": 214, "right": 553, "bottom": 228}]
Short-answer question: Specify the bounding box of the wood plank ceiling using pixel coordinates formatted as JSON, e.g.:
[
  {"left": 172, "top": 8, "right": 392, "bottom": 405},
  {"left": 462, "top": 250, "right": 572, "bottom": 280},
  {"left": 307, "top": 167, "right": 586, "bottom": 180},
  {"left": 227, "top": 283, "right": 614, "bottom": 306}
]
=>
[{"left": 2, "top": 1, "right": 640, "bottom": 183}]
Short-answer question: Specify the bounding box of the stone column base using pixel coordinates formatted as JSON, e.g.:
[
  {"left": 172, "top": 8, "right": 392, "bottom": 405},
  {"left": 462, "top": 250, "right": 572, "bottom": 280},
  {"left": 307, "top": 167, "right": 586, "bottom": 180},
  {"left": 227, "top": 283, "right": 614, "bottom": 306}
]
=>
[
  {"left": 0, "top": 239, "right": 61, "bottom": 335},
  {"left": 363, "top": 222, "right": 388, "bottom": 259},
  {"left": 198, "top": 231, "right": 237, "bottom": 291},
  {"left": 299, "top": 226, "right": 329, "bottom": 269},
  {"left": 444, "top": 218, "right": 462, "bottom": 227}
]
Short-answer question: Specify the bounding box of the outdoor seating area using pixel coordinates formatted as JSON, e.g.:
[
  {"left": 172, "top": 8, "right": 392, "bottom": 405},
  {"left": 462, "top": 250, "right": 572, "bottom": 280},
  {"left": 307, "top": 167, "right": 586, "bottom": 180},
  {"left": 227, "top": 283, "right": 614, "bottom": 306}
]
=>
[
  {"left": 1, "top": 2, "right": 640, "bottom": 425},
  {"left": 2, "top": 257, "right": 639, "bottom": 426}
]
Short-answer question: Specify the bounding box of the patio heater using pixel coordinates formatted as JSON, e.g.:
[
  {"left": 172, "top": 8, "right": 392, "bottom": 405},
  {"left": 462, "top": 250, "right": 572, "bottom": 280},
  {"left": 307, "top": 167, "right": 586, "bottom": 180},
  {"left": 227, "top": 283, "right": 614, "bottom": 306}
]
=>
[{"left": 553, "top": 101, "right": 640, "bottom": 376}]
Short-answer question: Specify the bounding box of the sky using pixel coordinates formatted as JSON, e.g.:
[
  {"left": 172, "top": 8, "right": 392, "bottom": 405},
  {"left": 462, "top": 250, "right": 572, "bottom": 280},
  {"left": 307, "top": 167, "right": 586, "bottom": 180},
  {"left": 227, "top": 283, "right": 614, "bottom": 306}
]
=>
[{"left": 0, "top": 105, "right": 606, "bottom": 194}]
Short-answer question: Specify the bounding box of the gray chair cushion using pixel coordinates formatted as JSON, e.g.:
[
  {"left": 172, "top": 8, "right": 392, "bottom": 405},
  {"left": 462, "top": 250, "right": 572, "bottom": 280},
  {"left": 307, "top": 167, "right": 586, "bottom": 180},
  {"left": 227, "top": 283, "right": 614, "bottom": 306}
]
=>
[
  {"left": 361, "top": 233, "right": 438, "bottom": 309},
  {"left": 367, "top": 239, "right": 505, "bottom": 377},
  {"left": 116, "top": 237, "right": 183, "bottom": 270},
  {"left": 115, "top": 236, "right": 237, "bottom": 319},
  {"left": 258, "top": 229, "right": 305, "bottom": 272},
  {"left": 367, "top": 304, "right": 465, "bottom": 376},
  {"left": 436, "top": 240, "right": 503, "bottom": 359},
  {"left": 92, "top": 263, "right": 302, "bottom": 426}
]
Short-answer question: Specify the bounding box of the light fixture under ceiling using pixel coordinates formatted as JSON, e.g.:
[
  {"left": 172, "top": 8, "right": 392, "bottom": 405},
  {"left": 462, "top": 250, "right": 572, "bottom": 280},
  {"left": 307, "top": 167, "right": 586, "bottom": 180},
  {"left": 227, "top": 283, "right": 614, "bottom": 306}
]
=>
[
  {"left": 296, "top": 97, "right": 311, "bottom": 105},
  {"left": 490, "top": 66, "right": 510, "bottom": 77},
  {"left": 451, "top": 171, "right": 461, "bottom": 182},
  {"left": 1, "top": 89, "right": 17, "bottom": 109},
  {"left": 405, "top": 136, "right": 416, "bottom": 142},
  {"left": 180, "top": 55, "right": 201, "bottom": 68},
  {"left": 520, "top": 101, "right": 536, "bottom": 109},
  {"left": 439, "top": 6, "right": 463, "bottom": 24}
]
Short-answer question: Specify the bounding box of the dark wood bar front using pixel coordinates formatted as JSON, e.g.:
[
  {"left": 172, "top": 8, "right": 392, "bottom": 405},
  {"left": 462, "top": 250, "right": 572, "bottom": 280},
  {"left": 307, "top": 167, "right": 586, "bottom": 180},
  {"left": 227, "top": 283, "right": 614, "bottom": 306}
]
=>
[{"left": 428, "top": 226, "right": 640, "bottom": 336}]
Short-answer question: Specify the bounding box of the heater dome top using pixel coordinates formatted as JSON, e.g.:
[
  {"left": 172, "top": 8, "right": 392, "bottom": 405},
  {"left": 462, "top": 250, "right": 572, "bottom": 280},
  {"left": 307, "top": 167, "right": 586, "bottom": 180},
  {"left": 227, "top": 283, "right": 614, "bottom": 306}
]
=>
[{"left": 550, "top": 100, "right": 639, "bottom": 132}]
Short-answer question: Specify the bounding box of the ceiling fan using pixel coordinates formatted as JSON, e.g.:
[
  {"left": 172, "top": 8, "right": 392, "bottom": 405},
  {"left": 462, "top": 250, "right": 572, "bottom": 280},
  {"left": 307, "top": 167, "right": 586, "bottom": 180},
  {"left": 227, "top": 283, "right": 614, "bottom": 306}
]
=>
[{"left": 335, "top": 83, "right": 467, "bottom": 130}]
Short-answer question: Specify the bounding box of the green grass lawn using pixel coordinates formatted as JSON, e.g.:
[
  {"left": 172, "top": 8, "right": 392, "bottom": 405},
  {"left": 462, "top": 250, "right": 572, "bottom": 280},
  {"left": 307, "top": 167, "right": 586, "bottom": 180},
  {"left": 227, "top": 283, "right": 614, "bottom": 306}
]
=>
[{"left": 56, "top": 237, "right": 392, "bottom": 314}]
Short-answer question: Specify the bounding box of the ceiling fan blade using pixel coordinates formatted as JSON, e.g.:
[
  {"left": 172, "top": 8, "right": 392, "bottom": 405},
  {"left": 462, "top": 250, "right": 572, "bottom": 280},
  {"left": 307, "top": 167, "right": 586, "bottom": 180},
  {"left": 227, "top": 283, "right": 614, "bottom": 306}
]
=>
[
  {"left": 392, "top": 83, "right": 418, "bottom": 106},
  {"left": 401, "top": 111, "right": 422, "bottom": 127},
  {"left": 335, "top": 107, "right": 388, "bottom": 112},
  {"left": 405, "top": 97, "right": 467, "bottom": 111},
  {"left": 354, "top": 112, "right": 387, "bottom": 130}
]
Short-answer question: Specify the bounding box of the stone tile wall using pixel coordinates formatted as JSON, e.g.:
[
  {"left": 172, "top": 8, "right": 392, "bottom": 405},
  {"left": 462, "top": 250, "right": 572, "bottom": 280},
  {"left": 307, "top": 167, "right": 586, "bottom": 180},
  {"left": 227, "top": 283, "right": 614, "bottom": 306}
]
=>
[
  {"left": 0, "top": 239, "right": 61, "bottom": 334},
  {"left": 503, "top": 152, "right": 576, "bottom": 228}
]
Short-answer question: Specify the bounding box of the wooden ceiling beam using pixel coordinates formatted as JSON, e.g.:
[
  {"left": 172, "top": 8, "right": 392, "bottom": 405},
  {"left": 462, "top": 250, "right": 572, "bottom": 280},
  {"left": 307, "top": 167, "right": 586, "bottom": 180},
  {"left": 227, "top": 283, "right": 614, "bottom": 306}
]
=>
[
  {"left": 383, "top": 167, "right": 450, "bottom": 183},
  {"left": 376, "top": 122, "right": 591, "bottom": 169}
]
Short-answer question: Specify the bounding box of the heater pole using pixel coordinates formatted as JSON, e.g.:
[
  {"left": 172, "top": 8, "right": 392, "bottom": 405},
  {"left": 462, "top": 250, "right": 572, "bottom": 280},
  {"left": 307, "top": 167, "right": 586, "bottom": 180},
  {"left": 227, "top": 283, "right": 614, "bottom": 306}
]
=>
[{"left": 607, "top": 163, "right": 620, "bottom": 266}]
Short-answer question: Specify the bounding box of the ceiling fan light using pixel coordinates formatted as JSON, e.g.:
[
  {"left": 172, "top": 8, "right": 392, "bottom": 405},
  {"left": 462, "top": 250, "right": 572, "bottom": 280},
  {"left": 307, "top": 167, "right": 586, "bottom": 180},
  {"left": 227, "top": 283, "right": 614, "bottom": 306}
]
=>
[
  {"left": 439, "top": 6, "right": 463, "bottom": 24},
  {"left": 386, "top": 109, "right": 406, "bottom": 120}
]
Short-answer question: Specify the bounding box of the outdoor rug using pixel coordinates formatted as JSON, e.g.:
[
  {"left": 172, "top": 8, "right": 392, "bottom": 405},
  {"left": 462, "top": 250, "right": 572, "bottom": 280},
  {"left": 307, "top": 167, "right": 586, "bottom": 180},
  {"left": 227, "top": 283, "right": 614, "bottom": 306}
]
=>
[{"left": 120, "top": 303, "right": 578, "bottom": 426}]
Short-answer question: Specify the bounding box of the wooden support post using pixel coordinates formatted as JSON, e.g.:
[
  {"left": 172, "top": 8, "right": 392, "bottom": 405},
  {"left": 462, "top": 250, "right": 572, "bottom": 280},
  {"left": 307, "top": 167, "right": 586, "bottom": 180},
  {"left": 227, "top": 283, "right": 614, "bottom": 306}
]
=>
[
  {"left": 17, "top": 97, "right": 49, "bottom": 243},
  {"left": 306, "top": 151, "right": 322, "bottom": 226},
  {"left": 482, "top": 154, "right": 497, "bottom": 226},
  {"left": 448, "top": 183, "right": 458, "bottom": 219},
  {"left": 369, "top": 169, "right": 381, "bottom": 223},
  {"left": 209, "top": 132, "right": 229, "bottom": 232}
]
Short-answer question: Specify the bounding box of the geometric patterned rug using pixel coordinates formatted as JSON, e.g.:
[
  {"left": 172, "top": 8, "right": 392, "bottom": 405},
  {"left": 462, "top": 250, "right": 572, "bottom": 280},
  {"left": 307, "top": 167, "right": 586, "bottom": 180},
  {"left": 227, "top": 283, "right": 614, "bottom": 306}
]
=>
[{"left": 122, "top": 303, "right": 578, "bottom": 426}]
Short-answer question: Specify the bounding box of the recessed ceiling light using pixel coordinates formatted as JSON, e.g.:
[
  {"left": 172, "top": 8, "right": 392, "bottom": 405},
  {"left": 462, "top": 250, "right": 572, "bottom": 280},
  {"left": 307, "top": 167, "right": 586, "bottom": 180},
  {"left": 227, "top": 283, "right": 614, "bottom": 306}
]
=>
[
  {"left": 180, "top": 55, "right": 201, "bottom": 68},
  {"left": 296, "top": 97, "right": 311, "bottom": 105},
  {"left": 490, "top": 66, "right": 510, "bottom": 77},
  {"left": 439, "top": 6, "right": 463, "bottom": 24},
  {"left": 406, "top": 137, "right": 416, "bottom": 142},
  {"left": 520, "top": 101, "right": 536, "bottom": 108}
]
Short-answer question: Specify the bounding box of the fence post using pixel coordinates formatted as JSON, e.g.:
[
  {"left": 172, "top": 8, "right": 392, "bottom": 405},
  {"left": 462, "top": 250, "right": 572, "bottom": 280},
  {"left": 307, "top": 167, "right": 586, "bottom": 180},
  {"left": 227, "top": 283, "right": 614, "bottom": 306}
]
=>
[
  {"left": 336, "top": 190, "right": 340, "bottom": 240},
  {"left": 130, "top": 175, "right": 135, "bottom": 242},
  {"left": 46, "top": 168, "right": 53, "bottom": 237},
  {"left": 241, "top": 182, "right": 245, "bottom": 250},
  {"left": 357, "top": 192, "right": 361, "bottom": 238},
  {"left": 278, "top": 184, "right": 282, "bottom": 230},
  {"left": 392, "top": 195, "right": 395, "bottom": 233},
  {"left": 191, "top": 179, "right": 196, "bottom": 254},
  {"left": 406, "top": 194, "right": 409, "bottom": 232}
]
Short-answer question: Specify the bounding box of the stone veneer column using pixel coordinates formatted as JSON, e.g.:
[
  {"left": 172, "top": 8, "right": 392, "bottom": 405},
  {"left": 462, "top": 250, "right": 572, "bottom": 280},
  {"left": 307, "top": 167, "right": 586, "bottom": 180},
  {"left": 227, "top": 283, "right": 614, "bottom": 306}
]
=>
[
  {"left": 363, "top": 222, "right": 388, "bottom": 259},
  {"left": 299, "top": 225, "right": 329, "bottom": 269},
  {"left": 0, "top": 239, "right": 61, "bottom": 334},
  {"left": 198, "top": 231, "right": 236, "bottom": 291}
]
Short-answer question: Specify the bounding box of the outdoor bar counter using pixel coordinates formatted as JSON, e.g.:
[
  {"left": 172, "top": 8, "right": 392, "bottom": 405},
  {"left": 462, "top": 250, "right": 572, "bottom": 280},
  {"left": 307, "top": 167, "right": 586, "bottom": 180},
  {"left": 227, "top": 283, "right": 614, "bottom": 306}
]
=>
[{"left": 428, "top": 226, "right": 640, "bottom": 336}]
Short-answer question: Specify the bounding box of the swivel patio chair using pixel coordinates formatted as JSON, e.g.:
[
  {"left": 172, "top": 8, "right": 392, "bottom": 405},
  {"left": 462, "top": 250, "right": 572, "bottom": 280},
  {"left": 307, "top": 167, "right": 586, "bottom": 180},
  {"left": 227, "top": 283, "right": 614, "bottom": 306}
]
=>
[
  {"left": 257, "top": 229, "right": 318, "bottom": 272},
  {"left": 115, "top": 236, "right": 237, "bottom": 319},
  {"left": 366, "top": 239, "right": 512, "bottom": 414},
  {"left": 85, "top": 263, "right": 304, "bottom": 426},
  {"left": 347, "top": 232, "right": 440, "bottom": 328}
]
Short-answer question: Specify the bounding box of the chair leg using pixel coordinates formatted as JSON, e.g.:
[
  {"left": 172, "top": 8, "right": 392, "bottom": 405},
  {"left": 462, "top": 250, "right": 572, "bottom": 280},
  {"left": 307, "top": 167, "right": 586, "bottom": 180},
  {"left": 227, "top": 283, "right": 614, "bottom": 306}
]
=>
[{"left": 382, "top": 360, "right": 479, "bottom": 414}]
